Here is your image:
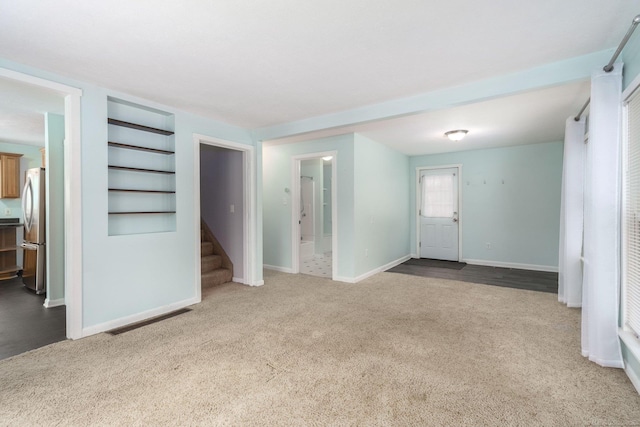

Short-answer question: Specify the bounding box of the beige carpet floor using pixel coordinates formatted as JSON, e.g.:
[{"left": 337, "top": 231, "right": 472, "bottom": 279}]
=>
[{"left": 1, "top": 270, "right": 639, "bottom": 426}]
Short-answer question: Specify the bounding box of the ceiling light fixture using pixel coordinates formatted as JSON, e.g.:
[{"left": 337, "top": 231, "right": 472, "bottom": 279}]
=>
[
  {"left": 322, "top": 156, "right": 333, "bottom": 161},
  {"left": 445, "top": 129, "right": 469, "bottom": 141}
]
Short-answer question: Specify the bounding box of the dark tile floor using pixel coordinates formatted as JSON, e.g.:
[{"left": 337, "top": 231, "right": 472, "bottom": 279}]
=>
[
  {"left": 388, "top": 258, "right": 559, "bottom": 293},
  {"left": 0, "top": 277, "right": 66, "bottom": 360}
]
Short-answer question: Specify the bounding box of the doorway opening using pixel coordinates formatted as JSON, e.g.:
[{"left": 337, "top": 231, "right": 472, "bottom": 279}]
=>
[
  {"left": 291, "top": 152, "right": 337, "bottom": 279},
  {"left": 194, "top": 134, "right": 256, "bottom": 299},
  {"left": 416, "top": 165, "right": 462, "bottom": 262},
  {"left": 0, "top": 68, "right": 83, "bottom": 352}
]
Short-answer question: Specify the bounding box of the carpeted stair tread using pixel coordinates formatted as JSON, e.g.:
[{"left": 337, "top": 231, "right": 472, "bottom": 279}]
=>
[
  {"left": 201, "top": 268, "right": 232, "bottom": 288},
  {"left": 201, "top": 254, "right": 222, "bottom": 273},
  {"left": 201, "top": 241, "right": 214, "bottom": 256}
]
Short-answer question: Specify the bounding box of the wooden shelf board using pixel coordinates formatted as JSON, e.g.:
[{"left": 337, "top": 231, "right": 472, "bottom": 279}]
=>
[
  {"left": 108, "top": 211, "right": 177, "bottom": 215},
  {"left": 108, "top": 142, "right": 174, "bottom": 155},
  {"left": 0, "top": 246, "right": 19, "bottom": 252},
  {"left": 108, "top": 188, "right": 176, "bottom": 194},
  {"left": 0, "top": 265, "right": 20, "bottom": 274},
  {"left": 108, "top": 165, "right": 175, "bottom": 175},
  {"left": 108, "top": 118, "right": 174, "bottom": 135}
]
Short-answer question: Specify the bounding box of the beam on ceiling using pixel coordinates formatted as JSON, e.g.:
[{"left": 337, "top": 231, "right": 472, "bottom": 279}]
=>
[{"left": 254, "top": 49, "right": 613, "bottom": 142}]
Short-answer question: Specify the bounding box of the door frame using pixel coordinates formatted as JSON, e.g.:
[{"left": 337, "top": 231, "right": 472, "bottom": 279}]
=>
[
  {"left": 291, "top": 151, "right": 338, "bottom": 279},
  {"left": 0, "top": 67, "right": 84, "bottom": 339},
  {"left": 415, "top": 164, "right": 463, "bottom": 261},
  {"left": 193, "top": 134, "right": 257, "bottom": 297}
]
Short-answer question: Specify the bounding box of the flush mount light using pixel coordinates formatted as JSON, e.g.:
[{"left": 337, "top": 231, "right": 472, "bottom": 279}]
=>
[
  {"left": 445, "top": 129, "right": 469, "bottom": 141},
  {"left": 322, "top": 156, "right": 333, "bottom": 161}
]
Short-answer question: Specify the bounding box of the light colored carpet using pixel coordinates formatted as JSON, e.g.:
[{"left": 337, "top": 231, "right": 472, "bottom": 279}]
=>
[{"left": 1, "top": 270, "right": 639, "bottom": 426}]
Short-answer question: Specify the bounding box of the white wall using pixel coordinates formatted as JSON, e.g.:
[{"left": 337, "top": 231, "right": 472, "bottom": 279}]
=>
[{"left": 200, "top": 145, "right": 244, "bottom": 281}]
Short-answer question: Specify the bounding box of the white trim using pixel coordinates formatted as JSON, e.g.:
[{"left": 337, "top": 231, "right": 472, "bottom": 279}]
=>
[
  {"left": 0, "top": 68, "right": 82, "bottom": 96},
  {"left": 0, "top": 67, "right": 84, "bottom": 340},
  {"left": 194, "top": 134, "right": 258, "bottom": 287},
  {"left": 619, "top": 330, "right": 640, "bottom": 394},
  {"left": 335, "top": 254, "right": 411, "bottom": 284},
  {"left": 291, "top": 151, "right": 338, "bottom": 280},
  {"left": 65, "top": 93, "right": 83, "bottom": 339},
  {"left": 263, "top": 264, "right": 293, "bottom": 273},
  {"left": 81, "top": 297, "right": 199, "bottom": 337},
  {"left": 415, "top": 164, "right": 463, "bottom": 261},
  {"left": 43, "top": 298, "right": 65, "bottom": 308},
  {"left": 232, "top": 276, "right": 245, "bottom": 284},
  {"left": 463, "top": 258, "right": 558, "bottom": 272}
]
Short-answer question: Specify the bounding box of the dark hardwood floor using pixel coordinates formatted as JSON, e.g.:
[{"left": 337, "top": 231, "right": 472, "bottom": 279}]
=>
[
  {"left": 0, "top": 277, "right": 66, "bottom": 360},
  {"left": 388, "top": 258, "right": 558, "bottom": 293}
]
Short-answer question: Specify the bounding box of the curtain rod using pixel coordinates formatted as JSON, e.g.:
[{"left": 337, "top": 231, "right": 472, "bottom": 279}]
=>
[{"left": 574, "top": 14, "right": 640, "bottom": 121}]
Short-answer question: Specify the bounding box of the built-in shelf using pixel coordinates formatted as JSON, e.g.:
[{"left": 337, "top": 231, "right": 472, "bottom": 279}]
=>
[
  {"left": 108, "top": 188, "right": 176, "bottom": 194},
  {"left": 109, "top": 211, "right": 177, "bottom": 215},
  {"left": 108, "top": 99, "right": 176, "bottom": 235},
  {"left": 108, "top": 165, "right": 175, "bottom": 174},
  {"left": 108, "top": 118, "right": 174, "bottom": 136},
  {"left": 0, "top": 246, "right": 19, "bottom": 253},
  {"left": 108, "top": 141, "right": 174, "bottom": 155}
]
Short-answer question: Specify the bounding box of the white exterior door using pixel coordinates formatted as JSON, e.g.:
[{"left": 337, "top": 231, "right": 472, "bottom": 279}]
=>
[{"left": 419, "top": 167, "right": 459, "bottom": 261}]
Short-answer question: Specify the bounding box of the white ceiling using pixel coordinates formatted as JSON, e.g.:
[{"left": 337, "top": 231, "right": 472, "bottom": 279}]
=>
[
  {"left": 0, "top": 77, "right": 64, "bottom": 146},
  {"left": 0, "top": 1, "right": 637, "bottom": 153}
]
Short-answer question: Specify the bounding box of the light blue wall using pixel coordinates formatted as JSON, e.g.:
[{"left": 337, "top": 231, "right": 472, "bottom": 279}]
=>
[
  {"left": 353, "top": 134, "right": 410, "bottom": 276},
  {"left": 0, "top": 58, "right": 258, "bottom": 332},
  {"left": 262, "top": 134, "right": 356, "bottom": 277},
  {"left": 410, "top": 141, "right": 563, "bottom": 269},
  {"left": 263, "top": 133, "right": 410, "bottom": 280},
  {"left": 45, "top": 113, "right": 65, "bottom": 302}
]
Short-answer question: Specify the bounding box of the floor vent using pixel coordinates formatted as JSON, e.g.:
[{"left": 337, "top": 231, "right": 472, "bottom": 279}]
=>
[{"left": 107, "top": 308, "right": 192, "bottom": 335}]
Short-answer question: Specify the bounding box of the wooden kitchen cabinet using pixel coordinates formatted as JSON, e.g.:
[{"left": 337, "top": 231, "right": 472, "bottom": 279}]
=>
[
  {"left": 0, "top": 225, "right": 20, "bottom": 280},
  {"left": 0, "top": 153, "right": 23, "bottom": 198}
]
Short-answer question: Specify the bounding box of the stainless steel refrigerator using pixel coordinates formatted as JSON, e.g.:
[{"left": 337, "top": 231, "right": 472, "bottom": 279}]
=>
[{"left": 21, "top": 168, "right": 46, "bottom": 294}]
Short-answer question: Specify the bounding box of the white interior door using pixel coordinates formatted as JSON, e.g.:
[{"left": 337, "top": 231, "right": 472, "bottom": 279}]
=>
[{"left": 419, "top": 167, "right": 459, "bottom": 261}]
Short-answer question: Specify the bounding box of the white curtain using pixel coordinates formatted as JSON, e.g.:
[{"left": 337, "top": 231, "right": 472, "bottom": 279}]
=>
[
  {"left": 581, "top": 63, "right": 624, "bottom": 368},
  {"left": 558, "top": 117, "right": 586, "bottom": 307},
  {"left": 421, "top": 174, "right": 454, "bottom": 218}
]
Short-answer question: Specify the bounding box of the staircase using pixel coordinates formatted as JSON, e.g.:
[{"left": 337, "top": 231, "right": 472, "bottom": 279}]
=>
[{"left": 201, "top": 219, "right": 233, "bottom": 288}]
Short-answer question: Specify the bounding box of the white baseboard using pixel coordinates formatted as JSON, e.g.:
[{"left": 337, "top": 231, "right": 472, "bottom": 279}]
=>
[
  {"left": 335, "top": 254, "right": 412, "bottom": 284},
  {"left": 463, "top": 259, "right": 558, "bottom": 273},
  {"left": 263, "top": 264, "right": 293, "bottom": 273},
  {"left": 232, "top": 276, "right": 245, "bottom": 284},
  {"left": 81, "top": 296, "right": 200, "bottom": 338},
  {"left": 43, "top": 297, "right": 65, "bottom": 308},
  {"left": 250, "top": 280, "right": 265, "bottom": 286}
]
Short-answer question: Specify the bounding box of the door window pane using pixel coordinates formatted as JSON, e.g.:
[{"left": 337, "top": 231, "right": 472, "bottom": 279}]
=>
[{"left": 421, "top": 174, "right": 454, "bottom": 218}]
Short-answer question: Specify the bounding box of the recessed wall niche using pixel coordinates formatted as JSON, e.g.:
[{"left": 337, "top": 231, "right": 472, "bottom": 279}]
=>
[{"left": 107, "top": 97, "right": 176, "bottom": 236}]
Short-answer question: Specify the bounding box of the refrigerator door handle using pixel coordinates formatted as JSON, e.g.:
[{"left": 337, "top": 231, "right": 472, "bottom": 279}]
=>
[{"left": 21, "top": 177, "right": 33, "bottom": 233}]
